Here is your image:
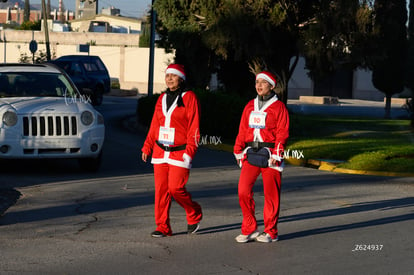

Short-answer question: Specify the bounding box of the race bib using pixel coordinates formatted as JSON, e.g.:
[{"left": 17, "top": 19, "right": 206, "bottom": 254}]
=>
[
  {"left": 249, "top": 111, "right": 267, "bottom": 129},
  {"left": 158, "top": 127, "right": 175, "bottom": 145}
]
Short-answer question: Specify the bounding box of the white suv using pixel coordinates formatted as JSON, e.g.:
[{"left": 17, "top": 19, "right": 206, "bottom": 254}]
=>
[{"left": 0, "top": 63, "right": 105, "bottom": 171}]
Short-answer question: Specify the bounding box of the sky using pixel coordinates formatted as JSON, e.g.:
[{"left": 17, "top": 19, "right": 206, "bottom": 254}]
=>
[{"left": 31, "top": 0, "right": 152, "bottom": 18}]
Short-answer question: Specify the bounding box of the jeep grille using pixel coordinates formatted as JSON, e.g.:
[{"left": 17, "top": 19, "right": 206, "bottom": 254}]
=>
[{"left": 23, "top": 116, "right": 78, "bottom": 136}]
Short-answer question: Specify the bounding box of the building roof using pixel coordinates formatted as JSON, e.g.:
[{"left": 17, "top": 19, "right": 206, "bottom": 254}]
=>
[{"left": 70, "top": 14, "right": 142, "bottom": 24}]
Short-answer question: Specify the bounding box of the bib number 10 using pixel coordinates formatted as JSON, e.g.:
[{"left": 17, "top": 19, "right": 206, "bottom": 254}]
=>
[{"left": 249, "top": 111, "right": 267, "bottom": 129}]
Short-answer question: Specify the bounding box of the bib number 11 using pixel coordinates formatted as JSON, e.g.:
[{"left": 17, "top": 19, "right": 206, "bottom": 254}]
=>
[{"left": 158, "top": 127, "right": 175, "bottom": 145}]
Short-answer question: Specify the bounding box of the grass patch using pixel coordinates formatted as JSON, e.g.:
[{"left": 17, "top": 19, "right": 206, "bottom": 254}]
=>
[{"left": 288, "top": 113, "right": 414, "bottom": 173}]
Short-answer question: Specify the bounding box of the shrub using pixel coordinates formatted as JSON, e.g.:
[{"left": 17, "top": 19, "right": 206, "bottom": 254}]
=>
[
  {"left": 136, "top": 94, "right": 160, "bottom": 131},
  {"left": 195, "top": 89, "right": 247, "bottom": 140},
  {"left": 403, "top": 98, "right": 414, "bottom": 128}
]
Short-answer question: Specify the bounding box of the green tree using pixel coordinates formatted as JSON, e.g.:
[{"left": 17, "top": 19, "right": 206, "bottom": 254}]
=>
[
  {"left": 201, "top": 0, "right": 306, "bottom": 101},
  {"left": 139, "top": 18, "right": 150, "bottom": 48},
  {"left": 153, "top": 0, "right": 216, "bottom": 90},
  {"left": 372, "top": 0, "right": 407, "bottom": 118},
  {"left": 405, "top": 0, "right": 414, "bottom": 125},
  {"left": 406, "top": 0, "right": 414, "bottom": 92},
  {"left": 47, "top": 0, "right": 51, "bottom": 19},
  {"left": 154, "top": 0, "right": 323, "bottom": 102},
  {"left": 24, "top": 0, "right": 30, "bottom": 22},
  {"left": 301, "top": 0, "right": 374, "bottom": 81},
  {"left": 19, "top": 20, "right": 41, "bottom": 30},
  {"left": 59, "top": 1, "right": 66, "bottom": 23},
  {"left": 154, "top": 0, "right": 375, "bottom": 103}
]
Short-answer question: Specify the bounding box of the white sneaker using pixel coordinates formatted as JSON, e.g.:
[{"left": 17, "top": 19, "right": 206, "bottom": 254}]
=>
[
  {"left": 235, "top": 231, "right": 260, "bottom": 243},
  {"left": 255, "top": 232, "right": 278, "bottom": 243}
]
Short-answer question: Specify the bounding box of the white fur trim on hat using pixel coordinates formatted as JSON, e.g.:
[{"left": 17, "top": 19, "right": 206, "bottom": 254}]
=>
[
  {"left": 166, "top": 68, "right": 186, "bottom": 80},
  {"left": 256, "top": 72, "right": 275, "bottom": 87}
]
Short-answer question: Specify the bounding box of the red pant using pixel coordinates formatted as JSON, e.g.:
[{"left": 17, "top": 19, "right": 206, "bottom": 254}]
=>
[
  {"left": 153, "top": 163, "right": 202, "bottom": 235},
  {"left": 238, "top": 161, "right": 282, "bottom": 239}
]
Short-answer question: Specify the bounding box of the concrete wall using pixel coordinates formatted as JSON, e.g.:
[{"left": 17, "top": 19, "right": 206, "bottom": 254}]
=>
[
  {"left": 288, "top": 57, "right": 313, "bottom": 99},
  {"left": 0, "top": 31, "right": 174, "bottom": 94},
  {"left": 2, "top": 29, "right": 140, "bottom": 47},
  {"left": 287, "top": 57, "right": 387, "bottom": 101},
  {"left": 353, "top": 68, "right": 384, "bottom": 101}
]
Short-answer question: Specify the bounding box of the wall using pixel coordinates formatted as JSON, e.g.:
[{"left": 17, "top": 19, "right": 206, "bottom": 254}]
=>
[
  {"left": 2, "top": 29, "right": 140, "bottom": 47},
  {"left": 287, "top": 57, "right": 386, "bottom": 101},
  {"left": 288, "top": 57, "right": 313, "bottom": 99},
  {"left": 0, "top": 31, "right": 174, "bottom": 94},
  {"left": 353, "top": 68, "right": 384, "bottom": 101}
]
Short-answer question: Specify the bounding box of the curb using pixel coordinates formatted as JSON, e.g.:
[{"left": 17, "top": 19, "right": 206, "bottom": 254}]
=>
[
  {"left": 0, "top": 188, "right": 21, "bottom": 217},
  {"left": 285, "top": 158, "right": 414, "bottom": 177}
]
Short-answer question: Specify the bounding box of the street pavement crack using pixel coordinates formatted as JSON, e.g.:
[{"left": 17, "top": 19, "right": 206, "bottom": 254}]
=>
[
  {"left": 75, "top": 215, "right": 99, "bottom": 234},
  {"left": 74, "top": 193, "right": 99, "bottom": 234}
]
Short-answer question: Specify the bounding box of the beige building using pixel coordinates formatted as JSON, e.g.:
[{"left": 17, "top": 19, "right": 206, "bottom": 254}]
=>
[
  {"left": 70, "top": 14, "right": 142, "bottom": 34},
  {"left": 75, "top": 0, "right": 98, "bottom": 19}
]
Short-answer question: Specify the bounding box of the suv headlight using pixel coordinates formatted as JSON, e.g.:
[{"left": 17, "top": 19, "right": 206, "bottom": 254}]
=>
[
  {"left": 3, "top": 111, "right": 18, "bottom": 126},
  {"left": 81, "top": 111, "right": 94, "bottom": 126}
]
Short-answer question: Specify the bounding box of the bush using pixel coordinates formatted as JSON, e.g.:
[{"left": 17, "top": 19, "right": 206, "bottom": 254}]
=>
[
  {"left": 195, "top": 89, "right": 247, "bottom": 140},
  {"left": 136, "top": 94, "right": 160, "bottom": 131},
  {"left": 19, "top": 20, "right": 41, "bottom": 30},
  {"left": 110, "top": 78, "right": 121, "bottom": 89},
  {"left": 403, "top": 98, "right": 414, "bottom": 128}
]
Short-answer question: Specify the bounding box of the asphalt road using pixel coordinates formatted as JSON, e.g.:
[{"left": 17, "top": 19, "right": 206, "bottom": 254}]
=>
[{"left": 0, "top": 96, "right": 413, "bottom": 274}]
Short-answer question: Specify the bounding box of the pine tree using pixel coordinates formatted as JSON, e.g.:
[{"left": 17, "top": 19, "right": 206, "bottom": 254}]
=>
[
  {"left": 406, "top": 0, "right": 414, "bottom": 91},
  {"left": 24, "top": 0, "right": 30, "bottom": 22},
  {"left": 372, "top": 0, "right": 407, "bottom": 118}
]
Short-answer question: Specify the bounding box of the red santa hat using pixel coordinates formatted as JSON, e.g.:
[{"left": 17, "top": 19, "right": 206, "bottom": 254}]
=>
[
  {"left": 256, "top": 71, "right": 277, "bottom": 87},
  {"left": 165, "top": 64, "right": 186, "bottom": 81}
]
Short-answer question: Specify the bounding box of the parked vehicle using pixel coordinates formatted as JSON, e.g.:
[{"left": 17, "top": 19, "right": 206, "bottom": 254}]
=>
[
  {"left": 49, "top": 55, "right": 111, "bottom": 106},
  {"left": 0, "top": 63, "right": 105, "bottom": 171}
]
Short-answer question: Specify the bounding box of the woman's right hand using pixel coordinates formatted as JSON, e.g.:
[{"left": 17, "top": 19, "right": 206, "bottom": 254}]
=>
[{"left": 142, "top": 152, "right": 148, "bottom": 162}]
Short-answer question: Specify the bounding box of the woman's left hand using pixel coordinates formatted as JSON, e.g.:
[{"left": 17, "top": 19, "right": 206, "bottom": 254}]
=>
[{"left": 269, "top": 158, "right": 279, "bottom": 166}]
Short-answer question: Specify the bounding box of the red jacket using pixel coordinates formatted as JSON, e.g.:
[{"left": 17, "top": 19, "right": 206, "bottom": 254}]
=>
[
  {"left": 234, "top": 95, "right": 289, "bottom": 170},
  {"left": 142, "top": 90, "right": 200, "bottom": 169}
]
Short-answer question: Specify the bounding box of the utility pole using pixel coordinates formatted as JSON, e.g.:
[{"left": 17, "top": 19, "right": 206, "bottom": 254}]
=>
[
  {"left": 41, "top": 0, "right": 51, "bottom": 61},
  {"left": 3, "top": 30, "right": 6, "bottom": 63},
  {"left": 1, "top": 1, "right": 7, "bottom": 63},
  {"left": 147, "top": 0, "right": 156, "bottom": 96}
]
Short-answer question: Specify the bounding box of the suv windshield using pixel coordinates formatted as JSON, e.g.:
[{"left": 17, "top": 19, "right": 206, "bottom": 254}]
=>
[{"left": 0, "top": 72, "right": 77, "bottom": 98}]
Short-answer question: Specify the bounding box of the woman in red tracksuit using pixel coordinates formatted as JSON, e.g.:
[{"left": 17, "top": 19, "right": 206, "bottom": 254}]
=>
[
  {"left": 234, "top": 71, "right": 289, "bottom": 243},
  {"left": 141, "top": 64, "right": 202, "bottom": 238}
]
